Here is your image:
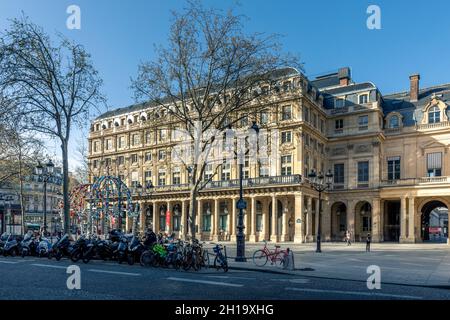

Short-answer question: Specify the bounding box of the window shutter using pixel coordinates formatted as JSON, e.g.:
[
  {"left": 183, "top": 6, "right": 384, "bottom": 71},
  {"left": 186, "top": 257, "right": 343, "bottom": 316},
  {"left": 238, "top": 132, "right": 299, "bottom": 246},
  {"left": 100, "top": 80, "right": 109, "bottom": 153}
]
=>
[{"left": 427, "top": 152, "right": 442, "bottom": 169}]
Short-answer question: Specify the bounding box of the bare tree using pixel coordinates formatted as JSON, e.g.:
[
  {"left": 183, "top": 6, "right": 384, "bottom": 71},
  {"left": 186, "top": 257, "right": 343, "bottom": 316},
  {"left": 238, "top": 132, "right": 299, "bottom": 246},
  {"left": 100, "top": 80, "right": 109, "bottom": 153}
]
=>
[
  {"left": 0, "top": 118, "right": 44, "bottom": 233},
  {"left": 132, "top": 1, "right": 300, "bottom": 238},
  {"left": 0, "top": 17, "right": 104, "bottom": 234}
]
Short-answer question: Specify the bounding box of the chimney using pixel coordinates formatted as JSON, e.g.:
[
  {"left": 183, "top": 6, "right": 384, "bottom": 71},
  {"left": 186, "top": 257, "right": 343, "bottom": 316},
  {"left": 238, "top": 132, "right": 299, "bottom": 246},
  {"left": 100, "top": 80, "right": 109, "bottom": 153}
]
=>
[
  {"left": 338, "top": 67, "right": 351, "bottom": 86},
  {"left": 409, "top": 73, "right": 420, "bottom": 102}
]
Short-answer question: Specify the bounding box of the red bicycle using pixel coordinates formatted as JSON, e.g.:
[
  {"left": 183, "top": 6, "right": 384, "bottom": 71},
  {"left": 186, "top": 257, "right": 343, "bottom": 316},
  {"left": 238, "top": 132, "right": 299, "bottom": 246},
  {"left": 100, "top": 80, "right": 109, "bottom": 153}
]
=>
[{"left": 252, "top": 240, "right": 287, "bottom": 267}]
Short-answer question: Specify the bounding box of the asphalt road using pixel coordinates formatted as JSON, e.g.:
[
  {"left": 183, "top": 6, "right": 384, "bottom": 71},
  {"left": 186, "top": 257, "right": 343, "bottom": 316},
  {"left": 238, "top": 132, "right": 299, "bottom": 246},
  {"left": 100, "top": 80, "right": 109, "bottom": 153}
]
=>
[{"left": 0, "top": 255, "right": 449, "bottom": 300}]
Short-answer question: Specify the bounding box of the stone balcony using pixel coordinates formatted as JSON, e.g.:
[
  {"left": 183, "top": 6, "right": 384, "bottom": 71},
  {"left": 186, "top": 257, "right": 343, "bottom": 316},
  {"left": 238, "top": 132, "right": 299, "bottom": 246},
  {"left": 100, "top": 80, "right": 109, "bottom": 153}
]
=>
[
  {"left": 380, "top": 176, "right": 450, "bottom": 187},
  {"left": 415, "top": 121, "right": 450, "bottom": 131},
  {"left": 148, "top": 174, "right": 302, "bottom": 194}
]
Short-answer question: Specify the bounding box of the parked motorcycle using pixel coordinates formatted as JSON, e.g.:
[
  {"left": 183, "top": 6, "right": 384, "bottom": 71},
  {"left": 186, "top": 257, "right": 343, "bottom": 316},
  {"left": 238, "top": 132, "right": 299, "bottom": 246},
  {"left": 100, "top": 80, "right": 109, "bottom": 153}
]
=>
[
  {"left": 70, "top": 235, "right": 88, "bottom": 262},
  {"left": 50, "top": 234, "right": 72, "bottom": 261},
  {"left": 0, "top": 232, "right": 10, "bottom": 255},
  {"left": 116, "top": 234, "right": 131, "bottom": 264},
  {"left": 127, "top": 235, "right": 145, "bottom": 265},
  {"left": 20, "top": 232, "right": 36, "bottom": 257},
  {"left": 3, "top": 234, "right": 21, "bottom": 257},
  {"left": 37, "top": 236, "right": 52, "bottom": 258}
]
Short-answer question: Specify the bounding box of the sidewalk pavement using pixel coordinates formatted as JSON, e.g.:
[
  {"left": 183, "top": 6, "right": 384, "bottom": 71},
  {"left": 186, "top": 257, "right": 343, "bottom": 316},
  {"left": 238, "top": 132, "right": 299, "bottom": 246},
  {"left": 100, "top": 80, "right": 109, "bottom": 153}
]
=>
[{"left": 204, "top": 242, "right": 450, "bottom": 288}]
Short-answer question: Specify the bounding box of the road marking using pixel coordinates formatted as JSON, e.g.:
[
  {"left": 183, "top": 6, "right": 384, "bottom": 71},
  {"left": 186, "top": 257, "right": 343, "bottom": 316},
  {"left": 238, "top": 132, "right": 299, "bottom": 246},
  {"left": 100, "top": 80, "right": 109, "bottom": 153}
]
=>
[
  {"left": 87, "top": 269, "right": 141, "bottom": 276},
  {"left": 271, "top": 278, "right": 310, "bottom": 284},
  {"left": 204, "top": 275, "right": 256, "bottom": 280},
  {"left": 31, "top": 263, "right": 67, "bottom": 269},
  {"left": 0, "top": 260, "right": 19, "bottom": 264},
  {"left": 285, "top": 288, "right": 422, "bottom": 299},
  {"left": 168, "top": 277, "right": 244, "bottom": 287}
]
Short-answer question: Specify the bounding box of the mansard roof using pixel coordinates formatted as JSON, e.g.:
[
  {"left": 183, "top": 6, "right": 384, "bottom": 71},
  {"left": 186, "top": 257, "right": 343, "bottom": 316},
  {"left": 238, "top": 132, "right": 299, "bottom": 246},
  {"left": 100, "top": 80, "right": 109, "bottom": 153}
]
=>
[
  {"left": 95, "top": 67, "right": 301, "bottom": 121},
  {"left": 382, "top": 83, "right": 450, "bottom": 126}
]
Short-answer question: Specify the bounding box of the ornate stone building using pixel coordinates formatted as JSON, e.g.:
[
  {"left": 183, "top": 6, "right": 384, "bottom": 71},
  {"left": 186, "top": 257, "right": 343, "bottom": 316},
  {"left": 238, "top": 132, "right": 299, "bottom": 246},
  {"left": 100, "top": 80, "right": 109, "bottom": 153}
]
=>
[{"left": 88, "top": 67, "right": 450, "bottom": 243}]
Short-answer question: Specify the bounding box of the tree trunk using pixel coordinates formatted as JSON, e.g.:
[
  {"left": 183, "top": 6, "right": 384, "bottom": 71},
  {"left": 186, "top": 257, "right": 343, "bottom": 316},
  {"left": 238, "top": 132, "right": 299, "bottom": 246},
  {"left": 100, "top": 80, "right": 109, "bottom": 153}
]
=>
[
  {"left": 189, "top": 189, "right": 197, "bottom": 239},
  {"left": 18, "top": 149, "right": 25, "bottom": 234},
  {"left": 61, "top": 139, "right": 71, "bottom": 235}
]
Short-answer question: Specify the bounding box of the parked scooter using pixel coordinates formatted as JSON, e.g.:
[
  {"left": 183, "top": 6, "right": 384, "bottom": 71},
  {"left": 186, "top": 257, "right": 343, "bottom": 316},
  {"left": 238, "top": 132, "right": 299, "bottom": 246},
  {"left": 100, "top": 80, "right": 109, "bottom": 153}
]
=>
[
  {"left": 49, "top": 234, "right": 71, "bottom": 261},
  {"left": 116, "top": 234, "right": 131, "bottom": 264},
  {"left": 70, "top": 235, "right": 88, "bottom": 262},
  {"left": 37, "top": 236, "right": 52, "bottom": 258},
  {"left": 3, "top": 234, "right": 21, "bottom": 257},
  {"left": 127, "top": 235, "right": 145, "bottom": 265},
  {"left": 20, "top": 232, "right": 36, "bottom": 257},
  {"left": 0, "top": 232, "right": 10, "bottom": 255}
]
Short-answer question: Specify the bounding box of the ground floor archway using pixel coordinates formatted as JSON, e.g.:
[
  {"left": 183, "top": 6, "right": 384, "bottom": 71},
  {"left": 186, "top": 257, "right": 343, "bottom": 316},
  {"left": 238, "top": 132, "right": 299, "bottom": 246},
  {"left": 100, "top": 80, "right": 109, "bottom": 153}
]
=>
[
  {"left": 331, "top": 202, "right": 347, "bottom": 241},
  {"left": 421, "top": 200, "right": 448, "bottom": 242}
]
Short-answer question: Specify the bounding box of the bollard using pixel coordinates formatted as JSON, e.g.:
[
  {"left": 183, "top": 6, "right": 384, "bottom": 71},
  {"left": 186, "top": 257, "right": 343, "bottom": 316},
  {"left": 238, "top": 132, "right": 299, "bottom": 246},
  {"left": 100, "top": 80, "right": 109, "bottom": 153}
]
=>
[{"left": 283, "top": 248, "right": 295, "bottom": 271}]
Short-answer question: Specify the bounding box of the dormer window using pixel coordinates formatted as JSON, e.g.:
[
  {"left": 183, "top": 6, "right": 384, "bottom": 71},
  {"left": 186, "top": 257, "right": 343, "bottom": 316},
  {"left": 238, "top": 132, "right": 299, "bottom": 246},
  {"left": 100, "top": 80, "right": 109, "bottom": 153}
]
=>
[
  {"left": 389, "top": 115, "right": 399, "bottom": 128},
  {"left": 335, "top": 98, "right": 345, "bottom": 108},
  {"left": 358, "top": 94, "right": 369, "bottom": 104},
  {"left": 428, "top": 106, "right": 440, "bottom": 124}
]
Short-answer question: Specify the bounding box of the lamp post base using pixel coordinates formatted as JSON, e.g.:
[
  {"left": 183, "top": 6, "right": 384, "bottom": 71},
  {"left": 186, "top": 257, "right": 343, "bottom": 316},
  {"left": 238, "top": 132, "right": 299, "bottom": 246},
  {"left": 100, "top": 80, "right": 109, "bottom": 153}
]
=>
[{"left": 235, "top": 256, "right": 247, "bottom": 262}]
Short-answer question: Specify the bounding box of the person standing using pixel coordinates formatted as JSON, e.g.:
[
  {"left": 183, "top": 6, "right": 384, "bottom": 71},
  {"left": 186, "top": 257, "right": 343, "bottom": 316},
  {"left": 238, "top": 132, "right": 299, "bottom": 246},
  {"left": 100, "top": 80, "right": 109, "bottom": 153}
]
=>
[
  {"left": 345, "top": 230, "right": 352, "bottom": 246},
  {"left": 366, "top": 233, "right": 371, "bottom": 252}
]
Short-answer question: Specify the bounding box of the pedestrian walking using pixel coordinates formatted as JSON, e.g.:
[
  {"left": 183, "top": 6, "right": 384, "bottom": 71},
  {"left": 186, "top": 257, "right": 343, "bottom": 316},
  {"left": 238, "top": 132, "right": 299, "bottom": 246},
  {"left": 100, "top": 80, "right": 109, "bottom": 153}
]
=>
[
  {"left": 366, "top": 233, "right": 371, "bottom": 252},
  {"left": 345, "top": 230, "right": 352, "bottom": 246}
]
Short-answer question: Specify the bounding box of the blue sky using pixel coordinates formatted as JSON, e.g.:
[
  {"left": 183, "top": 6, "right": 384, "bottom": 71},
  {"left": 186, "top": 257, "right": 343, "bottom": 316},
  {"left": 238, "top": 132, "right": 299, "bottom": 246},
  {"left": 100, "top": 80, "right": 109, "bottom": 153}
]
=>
[{"left": 1, "top": 0, "right": 450, "bottom": 168}]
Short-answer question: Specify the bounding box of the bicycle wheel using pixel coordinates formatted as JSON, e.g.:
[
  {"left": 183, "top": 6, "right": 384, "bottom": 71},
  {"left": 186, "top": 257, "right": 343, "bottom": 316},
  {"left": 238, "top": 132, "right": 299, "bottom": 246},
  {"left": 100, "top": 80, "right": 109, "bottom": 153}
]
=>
[
  {"left": 252, "top": 250, "right": 268, "bottom": 267},
  {"left": 273, "top": 251, "right": 287, "bottom": 268},
  {"left": 140, "top": 251, "right": 152, "bottom": 267}
]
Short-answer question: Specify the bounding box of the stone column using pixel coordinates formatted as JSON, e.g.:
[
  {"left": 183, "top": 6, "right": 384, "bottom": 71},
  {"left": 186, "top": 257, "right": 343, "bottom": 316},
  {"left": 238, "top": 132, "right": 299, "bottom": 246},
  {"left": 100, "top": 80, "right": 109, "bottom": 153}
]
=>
[
  {"left": 372, "top": 198, "right": 382, "bottom": 242},
  {"left": 271, "top": 194, "right": 277, "bottom": 242},
  {"left": 400, "top": 196, "right": 407, "bottom": 242},
  {"left": 347, "top": 200, "right": 356, "bottom": 242},
  {"left": 306, "top": 197, "right": 313, "bottom": 242},
  {"left": 139, "top": 201, "right": 146, "bottom": 234},
  {"left": 294, "top": 194, "right": 304, "bottom": 243},
  {"left": 152, "top": 201, "right": 159, "bottom": 233},
  {"left": 322, "top": 199, "right": 331, "bottom": 241},
  {"left": 230, "top": 198, "right": 237, "bottom": 242},
  {"left": 213, "top": 198, "right": 219, "bottom": 241},
  {"left": 263, "top": 199, "right": 270, "bottom": 241},
  {"left": 249, "top": 197, "right": 257, "bottom": 242},
  {"left": 181, "top": 200, "right": 187, "bottom": 240},
  {"left": 281, "top": 198, "right": 289, "bottom": 241},
  {"left": 408, "top": 196, "right": 416, "bottom": 243}
]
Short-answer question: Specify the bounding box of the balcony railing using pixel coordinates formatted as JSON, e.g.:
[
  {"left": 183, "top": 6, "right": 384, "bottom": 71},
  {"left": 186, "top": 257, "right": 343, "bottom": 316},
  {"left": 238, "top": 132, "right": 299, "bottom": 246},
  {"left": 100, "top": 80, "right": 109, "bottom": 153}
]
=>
[
  {"left": 151, "top": 174, "right": 302, "bottom": 193},
  {"left": 380, "top": 176, "right": 450, "bottom": 187},
  {"left": 416, "top": 121, "right": 450, "bottom": 130}
]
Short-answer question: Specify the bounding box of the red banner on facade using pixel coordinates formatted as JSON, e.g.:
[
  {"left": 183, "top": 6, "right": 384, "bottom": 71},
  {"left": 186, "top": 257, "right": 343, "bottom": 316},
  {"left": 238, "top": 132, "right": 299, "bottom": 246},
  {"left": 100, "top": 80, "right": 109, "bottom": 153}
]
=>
[
  {"left": 429, "top": 227, "right": 441, "bottom": 234},
  {"left": 166, "top": 209, "right": 171, "bottom": 231}
]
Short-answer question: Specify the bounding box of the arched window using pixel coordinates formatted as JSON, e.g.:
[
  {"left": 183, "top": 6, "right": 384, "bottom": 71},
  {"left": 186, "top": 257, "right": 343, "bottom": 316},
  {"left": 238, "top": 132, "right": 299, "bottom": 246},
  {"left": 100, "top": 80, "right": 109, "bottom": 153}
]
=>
[
  {"left": 428, "top": 106, "right": 441, "bottom": 124},
  {"left": 389, "top": 115, "right": 399, "bottom": 128}
]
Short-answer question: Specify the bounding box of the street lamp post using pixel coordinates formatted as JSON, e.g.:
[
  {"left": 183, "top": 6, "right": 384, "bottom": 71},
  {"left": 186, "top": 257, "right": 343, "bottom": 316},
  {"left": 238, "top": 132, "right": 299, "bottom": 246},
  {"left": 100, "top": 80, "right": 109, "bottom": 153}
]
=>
[
  {"left": 232, "top": 121, "right": 259, "bottom": 262},
  {"left": 307, "top": 169, "right": 333, "bottom": 253},
  {"left": 35, "top": 160, "right": 55, "bottom": 235}
]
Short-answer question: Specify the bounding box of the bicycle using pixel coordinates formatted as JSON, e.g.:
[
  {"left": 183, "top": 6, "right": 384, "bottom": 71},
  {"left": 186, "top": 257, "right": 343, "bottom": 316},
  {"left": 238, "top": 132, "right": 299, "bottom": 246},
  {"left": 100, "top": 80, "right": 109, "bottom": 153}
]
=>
[
  {"left": 252, "top": 240, "right": 287, "bottom": 267},
  {"left": 211, "top": 243, "right": 228, "bottom": 272}
]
